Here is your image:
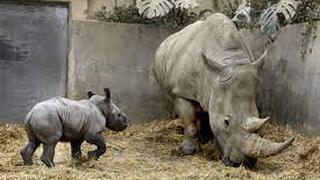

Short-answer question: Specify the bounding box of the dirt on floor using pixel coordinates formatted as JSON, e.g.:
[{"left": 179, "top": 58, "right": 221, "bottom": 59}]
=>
[{"left": 0, "top": 118, "right": 319, "bottom": 180}]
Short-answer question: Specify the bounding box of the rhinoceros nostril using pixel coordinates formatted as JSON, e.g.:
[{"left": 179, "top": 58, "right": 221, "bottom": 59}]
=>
[{"left": 124, "top": 118, "right": 129, "bottom": 125}]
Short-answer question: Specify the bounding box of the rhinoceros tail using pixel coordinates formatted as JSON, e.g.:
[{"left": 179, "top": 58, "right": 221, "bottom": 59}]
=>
[{"left": 24, "top": 108, "right": 35, "bottom": 125}]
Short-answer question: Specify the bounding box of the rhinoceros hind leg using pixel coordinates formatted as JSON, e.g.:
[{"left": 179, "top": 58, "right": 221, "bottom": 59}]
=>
[
  {"left": 20, "top": 138, "right": 41, "bottom": 166},
  {"left": 70, "top": 140, "right": 84, "bottom": 159},
  {"left": 174, "top": 97, "right": 201, "bottom": 155},
  {"left": 41, "top": 142, "right": 57, "bottom": 167},
  {"left": 85, "top": 133, "right": 106, "bottom": 160}
]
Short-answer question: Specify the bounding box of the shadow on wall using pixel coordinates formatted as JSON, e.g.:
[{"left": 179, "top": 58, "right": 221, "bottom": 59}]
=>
[
  {"left": 0, "top": 35, "right": 29, "bottom": 70},
  {"left": 257, "top": 59, "right": 308, "bottom": 129}
]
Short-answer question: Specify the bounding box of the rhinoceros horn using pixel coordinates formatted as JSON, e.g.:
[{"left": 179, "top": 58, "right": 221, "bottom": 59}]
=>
[
  {"left": 240, "top": 134, "right": 294, "bottom": 158},
  {"left": 242, "top": 117, "right": 270, "bottom": 132}
]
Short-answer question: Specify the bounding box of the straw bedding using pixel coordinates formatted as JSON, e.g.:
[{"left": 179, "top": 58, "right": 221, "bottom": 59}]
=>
[{"left": 0, "top": 118, "right": 319, "bottom": 180}]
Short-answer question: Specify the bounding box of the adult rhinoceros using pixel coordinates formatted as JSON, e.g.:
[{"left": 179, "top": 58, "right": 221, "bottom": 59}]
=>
[
  {"left": 153, "top": 13, "right": 294, "bottom": 167},
  {"left": 20, "top": 88, "right": 128, "bottom": 167}
]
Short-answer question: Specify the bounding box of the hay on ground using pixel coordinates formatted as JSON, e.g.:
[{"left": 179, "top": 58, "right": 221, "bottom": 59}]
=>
[{"left": 0, "top": 118, "right": 319, "bottom": 180}]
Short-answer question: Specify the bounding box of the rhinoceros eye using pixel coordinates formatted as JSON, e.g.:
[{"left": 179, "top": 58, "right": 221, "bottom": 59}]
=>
[
  {"left": 224, "top": 115, "right": 232, "bottom": 129},
  {"left": 224, "top": 119, "right": 229, "bottom": 128},
  {"left": 218, "top": 71, "right": 237, "bottom": 84}
]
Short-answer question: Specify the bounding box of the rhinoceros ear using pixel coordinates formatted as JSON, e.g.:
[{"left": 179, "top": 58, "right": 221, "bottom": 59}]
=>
[
  {"left": 104, "top": 88, "right": 111, "bottom": 102},
  {"left": 87, "top": 91, "right": 96, "bottom": 98},
  {"left": 201, "top": 52, "right": 226, "bottom": 72}
]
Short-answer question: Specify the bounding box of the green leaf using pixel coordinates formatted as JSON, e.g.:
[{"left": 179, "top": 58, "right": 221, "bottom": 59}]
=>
[
  {"left": 259, "top": 0, "right": 300, "bottom": 36},
  {"left": 136, "top": 0, "right": 174, "bottom": 19},
  {"left": 173, "top": 0, "right": 199, "bottom": 10}
]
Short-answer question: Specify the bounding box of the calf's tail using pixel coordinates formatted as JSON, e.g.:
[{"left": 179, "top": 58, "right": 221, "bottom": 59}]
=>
[{"left": 23, "top": 109, "right": 38, "bottom": 141}]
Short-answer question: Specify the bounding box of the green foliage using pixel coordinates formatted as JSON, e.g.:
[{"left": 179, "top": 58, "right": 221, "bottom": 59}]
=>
[
  {"left": 136, "top": 0, "right": 174, "bottom": 19},
  {"left": 94, "top": 0, "right": 319, "bottom": 38},
  {"left": 228, "top": 0, "right": 319, "bottom": 58},
  {"left": 233, "top": 0, "right": 319, "bottom": 27},
  {"left": 292, "top": 0, "right": 320, "bottom": 23},
  {"left": 94, "top": 5, "right": 197, "bottom": 30},
  {"left": 292, "top": 0, "right": 319, "bottom": 58},
  {"left": 258, "top": 0, "right": 300, "bottom": 36},
  {"left": 135, "top": 0, "right": 198, "bottom": 19}
]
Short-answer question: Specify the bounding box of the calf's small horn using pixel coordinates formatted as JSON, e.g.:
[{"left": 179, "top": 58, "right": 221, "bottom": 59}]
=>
[
  {"left": 240, "top": 134, "right": 294, "bottom": 158},
  {"left": 242, "top": 117, "right": 270, "bottom": 132}
]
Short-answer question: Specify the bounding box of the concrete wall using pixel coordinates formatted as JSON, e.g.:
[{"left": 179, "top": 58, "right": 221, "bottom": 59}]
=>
[
  {"left": 68, "top": 0, "right": 88, "bottom": 20},
  {"left": 87, "top": 0, "right": 132, "bottom": 18},
  {"left": 69, "top": 21, "right": 174, "bottom": 123},
  {"left": 241, "top": 22, "right": 320, "bottom": 135},
  {"left": 44, "top": 0, "right": 87, "bottom": 20},
  {"left": 0, "top": 1, "right": 69, "bottom": 122},
  {"left": 69, "top": 20, "right": 320, "bottom": 134}
]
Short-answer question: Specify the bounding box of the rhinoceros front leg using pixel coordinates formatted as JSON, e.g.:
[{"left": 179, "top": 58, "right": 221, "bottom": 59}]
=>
[
  {"left": 174, "top": 97, "right": 201, "bottom": 155},
  {"left": 84, "top": 133, "right": 106, "bottom": 160},
  {"left": 70, "top": 139, "right": 84, "bottom": 159}
]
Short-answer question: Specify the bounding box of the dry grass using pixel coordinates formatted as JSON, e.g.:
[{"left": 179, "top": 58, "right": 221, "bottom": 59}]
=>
[{"left": 0, "top": 118, "right": 319, "bottom": 180}]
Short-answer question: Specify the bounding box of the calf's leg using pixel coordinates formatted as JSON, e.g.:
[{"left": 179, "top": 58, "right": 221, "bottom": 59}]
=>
[
  {"left": 41, "top": 142, "right": 57, "bottom": 167},
  {"left": 84, "top": 133, "right": 106, "bottom": 160},
  {"left": 174, "top": 97, "right": 200, "bottom": 155},
  {"left": 20, "top": 138, "right": 41, "bottom": 165},
  {"left": 21, "top": 129, "right": 41, "bottom": 165},
  {"left": 70, "top": 140, "right": 84, "bottom": 159}
]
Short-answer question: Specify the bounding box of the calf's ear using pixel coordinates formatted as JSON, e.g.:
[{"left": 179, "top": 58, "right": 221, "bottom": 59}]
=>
[
  {"left": 87, "top": 91, "right": 96, "bottom": 98},
  {"left": 104, "top": 88, "right": 111, "bottom": 102}
]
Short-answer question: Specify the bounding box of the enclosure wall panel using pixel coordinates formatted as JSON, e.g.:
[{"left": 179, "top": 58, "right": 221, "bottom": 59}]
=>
[
  {"left": 241, "top": 22, "right": 320, "bottom": 135},
  {"left": 69, "top": 21, "right": 174, "bottom": 123},
  {"left": 0, "top": 2, "right": 69, "bottom": 122}
]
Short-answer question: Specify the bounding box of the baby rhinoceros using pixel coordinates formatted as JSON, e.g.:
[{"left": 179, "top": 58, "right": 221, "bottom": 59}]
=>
[{"left": 20, "top": 88, "right": 128, "bottom": 167}]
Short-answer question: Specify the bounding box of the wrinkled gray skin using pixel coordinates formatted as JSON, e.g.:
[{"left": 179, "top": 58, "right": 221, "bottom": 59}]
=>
[
  {"left": 20, "top": 88, "right": 128, "bottom": 167},
  {"left": 153, "top": 13, "right": 294, "bottom": 168}
]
